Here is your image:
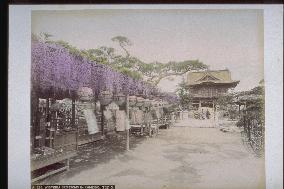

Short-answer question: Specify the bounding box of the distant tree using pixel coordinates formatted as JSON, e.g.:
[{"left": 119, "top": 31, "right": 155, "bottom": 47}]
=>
[
  {"left": 87, "top": 46, "right": 116, "bottom": 65},
  {"left": 259, "top": 79, "right": 264, "bottom": 86},
  {"left": 111, "top": 36, "right": 132, "bottom": 57},
  {"left": 117, "top": 67, "right": 143, "bottom": 80},
  {"left": 33, "top": 34, "right": 208, "bottom": 84},
  {"left": 43, "top": 32, "right": 52, "bottom": 40},
  {"left": 176, "top": 79, "right": 193, "bottom": 110},
  {"left": 32, "top": 33, "right": 40, "bottom": 42},
  {"left": 216, "top": 93, "right": 234, "bottom": 110},
  {"left": 32, "top": 32, "right": 53, "bottom": 43},
  {"left": 55, "top": 40, "right": 85, "bottom": 57},
  {"left": 144, "top": 60, "right": 208, "bottom": 85}
]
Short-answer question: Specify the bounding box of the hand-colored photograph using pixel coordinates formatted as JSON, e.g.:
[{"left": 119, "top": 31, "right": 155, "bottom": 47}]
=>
[{"left": 30, "top": 8, "right": 265, "bottom": 189}]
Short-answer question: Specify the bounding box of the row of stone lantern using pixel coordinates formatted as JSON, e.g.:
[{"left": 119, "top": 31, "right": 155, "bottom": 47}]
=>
[
  {"left": 129, "top": 95, "right": 166, "bottom": 108},
  {"left": 77, "top": 88, "right": 125, "bottom": 106},
  {"left": 77, "top": 87, "right": 168, "bottom": 108},
  {"left": 98, "top": 91, "right": 126, "bottom": 106}
]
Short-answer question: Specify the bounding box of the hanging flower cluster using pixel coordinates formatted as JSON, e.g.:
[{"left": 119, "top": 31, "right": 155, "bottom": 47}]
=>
[{"left": 31, "top": 41, "right": 177, "bottom": 103}]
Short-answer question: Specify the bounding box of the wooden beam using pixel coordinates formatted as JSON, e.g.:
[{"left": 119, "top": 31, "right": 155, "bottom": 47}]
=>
[
  {"left": 31, "top": 151, "right": 77, "bottom": 171},
  {"left": 126, "top": 94, "right": 130, "bottom": 151},
  {"left": 31, "top": 166, "right": 68, "bottom": 183}
]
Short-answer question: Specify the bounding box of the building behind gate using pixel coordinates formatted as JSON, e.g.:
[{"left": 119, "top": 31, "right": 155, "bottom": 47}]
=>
[{"left": 186, "top": 69, "right": 239, "bottom": 111}]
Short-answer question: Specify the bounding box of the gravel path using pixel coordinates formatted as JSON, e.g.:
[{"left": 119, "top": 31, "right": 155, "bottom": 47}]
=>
[{"left": 40, "top": 120, "right": 265, "bottom": 189}]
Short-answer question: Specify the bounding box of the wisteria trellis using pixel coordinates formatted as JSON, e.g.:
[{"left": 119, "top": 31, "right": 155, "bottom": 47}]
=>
[{"left": 31, "top": 41, "right": 178, "bottom": 103}]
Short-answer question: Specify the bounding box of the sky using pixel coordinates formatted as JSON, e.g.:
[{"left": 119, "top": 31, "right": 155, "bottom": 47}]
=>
[{"left": 32, "top": 9, "right": 264, "bottom": 92}]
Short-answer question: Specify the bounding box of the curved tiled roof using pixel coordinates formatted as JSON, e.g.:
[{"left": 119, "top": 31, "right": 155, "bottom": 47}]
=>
[{"left": 187, "top": 69, "right": 239, "bottom": 87}]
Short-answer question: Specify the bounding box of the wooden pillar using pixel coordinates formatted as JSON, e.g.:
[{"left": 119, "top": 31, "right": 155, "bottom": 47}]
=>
[
  {"left": 66, "top": 158, "right": 70, "bottom": 171},
  {"left": 33, "top": 96, "right": 40, "bottom": 148},
  {"left": 238, "top": 104, "right": 241, "bottom": 118},
  {"left": 44, "top": 98, "right": 50, "bottom": 147},
  {"left": 126, "top": 94, "right": 130, "bottom": 151},
  {"left": 71, "top": 97, "right": 78, "bottom": 150},
  {"left": 46, "top": 98, "right": 50, "bottom": 122},
  {"left": 71, "top": 98, "right": 76, "bottom": 127},
  {"left": 247, "top": 118, "right": 251, "bottom": 141},
  {"left": 49, "top": 98, "right": 56, "bottom": 148},
  {"left": 213, "top": 100, "right": 215, "bottom": 120},
  {"left": 100, "top": 105, "right": 105, "bottom": 136}
]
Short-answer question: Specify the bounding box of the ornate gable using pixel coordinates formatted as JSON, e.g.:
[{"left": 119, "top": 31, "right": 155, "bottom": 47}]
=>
[
  {"left": 187, "top": 69, "right": 239, "bottom": 88},
  {"left": 197, "top": 73, "right": 220, "bottom": 82}
]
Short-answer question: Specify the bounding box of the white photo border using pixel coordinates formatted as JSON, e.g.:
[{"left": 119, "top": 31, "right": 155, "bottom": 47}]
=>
[{"left": 8, "top": 4, "right": 283, "bottom": 189}]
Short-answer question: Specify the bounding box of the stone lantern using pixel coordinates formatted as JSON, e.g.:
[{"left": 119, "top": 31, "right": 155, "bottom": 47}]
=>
[
  {"left": 144, "top": 99, "right": 151, "bottom": 107},
  {"left": 99, "top": 90, "right": 113, "bottom": 106},
  {"left": 136, "top": 97, "right": 145, "bottom": 107},
  {"left": 77, "top": 87, "right": 94, "bottom": 102},
  {"left": 129, "top": 96, "right": 137, "bottom": 107},
  {"left": 163, "top": 101, "right": 170, "bottom": 108},
  {"left": 113, "top": 93, "right": 126, "bottom": 106},
  {"left": 152, "top": 99, "right": 159, "bottom": 108}
]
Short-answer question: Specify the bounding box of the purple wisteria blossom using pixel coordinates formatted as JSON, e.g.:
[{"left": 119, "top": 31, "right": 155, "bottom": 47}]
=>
[{"left": 31, "top": 41, "right": 178, "bottom": 103}]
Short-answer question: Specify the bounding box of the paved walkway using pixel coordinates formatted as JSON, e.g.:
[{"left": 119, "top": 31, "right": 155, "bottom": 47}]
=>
[
  {"left": 47, "top": 120, "right": 265, "bottom": 189},
  {"left": 175, "top": 118, "right": 218, "bottom": 128}
]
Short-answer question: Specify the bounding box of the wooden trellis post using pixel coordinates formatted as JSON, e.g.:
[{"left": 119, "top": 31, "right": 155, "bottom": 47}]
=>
[
  {"left": 126, "top": 94, "right": 130, "bottom": 151},
  {"left": 46, "top": 98, "right": 50, "bottom": 122},
  {"left": 71, "top": 96, "right": 78, "bottom": 149},
  {"left": 71, "top": 97, "right": 76, "bottom": 127},
  {"left": 33, "top": 92, "right": 40, "bottom": 148},
  {"left": 101, "top": 104, "right": 105, "bottom": 136},
  {"left": 213, "top": 100, "right": 215, "bottom": 120}
]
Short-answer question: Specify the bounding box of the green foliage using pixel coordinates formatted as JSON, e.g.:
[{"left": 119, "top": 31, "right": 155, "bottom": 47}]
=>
[
  {"left": 111, "top": 36, "right": 132, "bottom": 57},
  {"left": 216, "top": 94, "right": 234, "bottom": 110},
  {"left": 87, "top": 46, "right": 115, "bottom": 64},
  {"left": 164, "top": 60, "right": 207, "bottom": 72},
  {"left": 33, "top": 33, "right": 209, "bottom": 84},
  {"left": 243, "top": 85, "right": 265, "bottom": 124},
  {"left": 117, "top": 67, "right": 143, "bottom": 80},
  {"left": 138, "top": 63, "right": 156, "bottom": 75},
  {"left": 42, "top": 33, "right": 53, "bottom": 41},
  {"left": 176, "top": 80, "right": 192, "bottom": 110},
  {"left": 32, "top": 33, "right": 39, "bottom": 42},
  {"left": 149, "top": 60, "right": 208, "bottom": 85},
  {"left": 55, "top": 40, "right": 83, "bottom": 57}
]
